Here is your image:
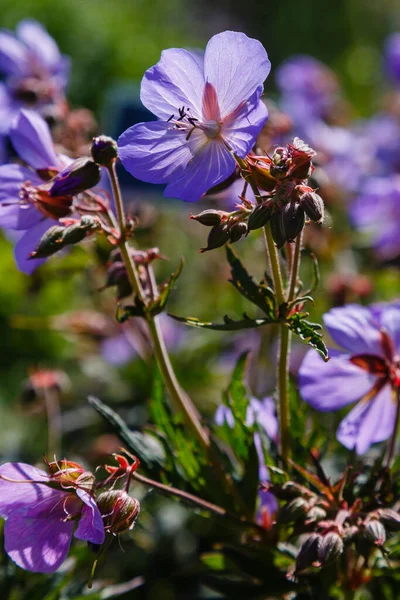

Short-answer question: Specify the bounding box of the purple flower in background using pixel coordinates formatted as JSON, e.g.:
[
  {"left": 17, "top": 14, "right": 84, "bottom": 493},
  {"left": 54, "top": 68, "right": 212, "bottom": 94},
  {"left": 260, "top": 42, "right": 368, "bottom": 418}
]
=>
[
  {"left": 215, "top": 396, "right": 278, "bottom": 526},
  {"left": 0, "top": 462, "right": 104, "bottom": 573},
  {"left": 276, "top": 55, "right": 339, "bottom": 124},
  {"left": 350, "top": 176, "right": 400, "bottom": 259},
  {"left": 384, "top": 32, "right": 400, "bottom": 85},
  {"left": 118, "top": 31, "right": 270, "bottom": 202},
  {"left": 299, "top": 303, "right": 400, "bottom": 454},
  {"left": 0, "top": 109, "right": 72, "bottom": 273}
]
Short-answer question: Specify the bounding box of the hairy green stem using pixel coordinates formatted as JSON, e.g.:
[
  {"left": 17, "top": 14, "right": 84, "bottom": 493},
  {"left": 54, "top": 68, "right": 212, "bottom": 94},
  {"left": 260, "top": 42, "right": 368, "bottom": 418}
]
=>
[
  {"left": 278, "top": 324, "right": 291, "bottom": 463},
  {"left": 107, "top": 162, "right": 210, "bottom": 453},
  {"left": 263, "top": 223, "right": 285, "bottom": 306},
  {"left": 287, "top": 232, "right": 302, "bottom": 303}
]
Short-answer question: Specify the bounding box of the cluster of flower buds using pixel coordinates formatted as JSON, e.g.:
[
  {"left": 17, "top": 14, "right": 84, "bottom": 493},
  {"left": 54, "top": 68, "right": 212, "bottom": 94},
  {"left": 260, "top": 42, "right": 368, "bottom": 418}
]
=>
[
  {"left": 191, "top": 138, "right": 324, "bottom": 252},
  {"left": 102, "top": 247, "right": 165, "bottom": 299},
  {"left": 265, "top": 465, "right": 400, "bottom": 583},
  {"left": 30, "top": 214, "right": 101, "bottom": 258}
]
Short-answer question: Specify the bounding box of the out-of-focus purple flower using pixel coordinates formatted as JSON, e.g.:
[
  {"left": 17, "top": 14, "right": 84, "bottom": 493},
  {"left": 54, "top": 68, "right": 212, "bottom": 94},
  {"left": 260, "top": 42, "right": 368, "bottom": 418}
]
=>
[
  {"left": 276, "top": 56, "right": 339, "bottom": 124},
  {"left": 299, "top": 303, "right": 400, "bottom": 454},
  {"left": 0, "top": 109, "right": 75, "bottom": 273},
  {"left": 118, "top": 31, "right": 270, "bottom": 202},
  {"left": 0, "top": 462, "right": 104, "bottom": 573},
  {"left": 384, "top": 33, "right": 400, "bottom": 85},
  {"left": 350, "top": 176, "right": 400, "bottom": 260},
  {"left": 100, "top": 314, "right": 184, "bottom": 366},
  {"left": 215, "top": 396, "right": 279, "bottom": 526}
]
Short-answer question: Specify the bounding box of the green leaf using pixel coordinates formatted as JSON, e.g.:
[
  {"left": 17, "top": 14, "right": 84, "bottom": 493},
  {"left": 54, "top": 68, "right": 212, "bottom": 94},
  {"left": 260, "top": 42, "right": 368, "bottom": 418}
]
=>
[
  {"left": 88, "top": 396, "right": 165, "bottom": 472},
  {"left": 287, "top": 312, "right": 328, "bottom": 360},
  {"left": 169, "top": 313, "right": 272, "bottom": 331},
  {"left": 226, "top": 245, "right": 276, "bottom": 316},
  {"left": 148, "top": 258, "right": 183, "bottom": 316},
  {"left": 303, "top": 251, "right": 320, "bottom": 295},
  {"left": 227, "top": 351, "right": 250, "bottom": 422}
]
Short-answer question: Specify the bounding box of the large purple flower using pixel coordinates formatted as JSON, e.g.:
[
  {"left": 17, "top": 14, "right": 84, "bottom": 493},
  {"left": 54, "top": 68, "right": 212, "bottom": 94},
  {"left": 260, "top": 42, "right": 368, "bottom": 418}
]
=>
[
  {"left": 350, "top": 176, "right": 400, "bottom": 260},
  {"left": 0, "top": 462, "right": 104, "bottom": 573},
  {"left": 118, "top": 31, "right": 270, "bottom": 202},
  {"left": 384, "top": 32, "right": 400, "bottom": 85},
  {"left": 298, "top": 303, "right": 400, "bottom": 454},
  {"left": 0, "top": 109, "right": 73, "bottom": 273}
]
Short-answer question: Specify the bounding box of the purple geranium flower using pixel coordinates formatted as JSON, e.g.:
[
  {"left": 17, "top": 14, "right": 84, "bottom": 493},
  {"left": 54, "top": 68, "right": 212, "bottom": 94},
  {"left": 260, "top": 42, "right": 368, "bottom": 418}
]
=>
[
  {"left": 118, "top": 31, "right": 270, "bottom": 202},
  {"left": 215, "top": 396, "right": 278, "bottom": 525},
  {"left": 384, "top": 32, "right": 400, "bottom": 85},
  {"left": 350, "top": 176, "right": 400, "bottom": 260},
  {"left": 298, "top": 302, "right": 400, "bottom": 454},
  {"left": 0, "top": 109, "right": 73, "bottom": 273},
  {"left": 0, "top": 462, "right": 104, "bottom": 573}
]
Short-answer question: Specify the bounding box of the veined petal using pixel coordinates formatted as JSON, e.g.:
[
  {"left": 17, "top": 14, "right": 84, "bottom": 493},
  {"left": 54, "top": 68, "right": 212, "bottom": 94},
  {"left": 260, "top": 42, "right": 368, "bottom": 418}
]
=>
[
  {"left": 337, "top": 384, "right": 396, "bottom": 454},
  {"left": 0, "top": 30, "right": 28, "bottom": 77},
  {"left": 0, "top": 164, "right": 42, "bottom": 230},
  {"left": 140, "top": 48, "right": 204, "bottom": 120},
  {"left": 4, "top": 509, "right": 73, "bottom": 573},
  {"left": 0, "top": 462, "right": 51, "bottom": 517},
  {"left": 222, "top": 86, "right": 268, "bottom": 157},
  {"left": 75, "top": 489, "right": 105, "bottom": 545},
  {"left": 379, "top": 306, "right": 400, "bottom": 354},
  {"left": 118, "top": 120, "right": 204, "bottom": 185},
  {"left": 14, "top": 218, "right": 54, "bottom": 274},
  {"left": 323, "top": 305, "right": 382, "bottom": 355},
  {"left": 204, "top": 31, "right": 271, "bottom": 119},
  {"left": 299, "top": 348, "right": 377, "bottom": 411},
  {"left": 10, "top": 110, "right": 60, "bottom": 170},
  {"left": 16, "top": 20, "right": 61, "bottom": 73},
  {"left": 165, "top": 137, "right": 235, "bottom": 201}
]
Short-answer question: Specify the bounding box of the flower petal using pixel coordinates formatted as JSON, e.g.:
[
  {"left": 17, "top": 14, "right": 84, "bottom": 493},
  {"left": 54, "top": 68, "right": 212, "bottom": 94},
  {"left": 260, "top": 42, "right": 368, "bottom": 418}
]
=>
[
  {"left": 75, "top": 489, "right": 105, "bottom": 545},
  {"left": 164, "top": 137, "right": 235, "bottom": 201},
  {"left": 249, "top": 397, "right": 278, "bottom": 443},
  {"left": 14, "top": 219, "right": 54, "bottom": 274},
  {"left": 204, "top": 31, "right": 271, "bottom": 119},
  {"left": 379, "top": 306, "right": 400, "bottom": 354},
  {"left": 215, "top": 405, "right": 235, "bottom": 428},
  {"left": 222, "top": 86, "right": 268, "bottom": 157},
  {"left": 0, "top": 462, "right": 51, "bottom": 517},
  {"left": 118, "top": 120, "right": 199, "bottom": 185},
  {"left": 337, "top": 384, "right": 396, "bottom": 454},
  {"left": 0, "top": 30, "right": 28, "bottom": 77},
  {"left": 323, "top": 305, "right": 382, "bottom": 355},
  {"left": 298, "top": 348, "right": 377, "bottom": 411},
  {"left": 10, "top": 109, "right": 60, "bottom": 169},
  {"left": 140, "top": 48, "right": 204, "bottom": 120},
  {"left": 4, "top": 508, "right": 73, "bottom": 573},
  {"left": 0, "top": 164, "right": 42, "bottom": 230},
  {"left": 100, "top": 333, "right": 136, "bottom": 366},
  {"left": 16, "top": 20, "right": 61, "bottom": 73}
]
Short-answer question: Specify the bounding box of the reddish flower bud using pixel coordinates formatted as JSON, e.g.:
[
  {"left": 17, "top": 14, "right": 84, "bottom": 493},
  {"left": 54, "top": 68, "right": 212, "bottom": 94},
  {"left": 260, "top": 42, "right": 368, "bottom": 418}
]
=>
[
  {"left": 317, "top": 532, "right": 344, "bottom": 565},
  {"left": 96, "top": 490, "right": 140, "bottom": 534},
  {"left": 91, "top": 135, "right": 118, "bottom": 166},
  {"left": 200, "top": 222, "right": 231, "bottom": 252},
  {"left": 190, "top": 209, "right": 227, "bottom": 226},
  {"left": 299, "top": 191, "right": 324, "bottom": 223},
  {"left": 365, "top": 519, "right": 386, "bottom": 547},
  {"left": 229, "top": 221, "right": 248, "bottom": 243},
  {"left": 376, "top": 508, "right": 400, "bottom": 532},
  {"left": 246, "top": 156, "right": 277, "bottom": 192},
  {"left": 247, "top": 200, "right": 273, "bottom": 231},
  {"left": 50, "top": 157, "right": 101, "bottom": 197},
  {"left": 295, "top": 533, "right": 322, "bottom": 573},
  {"left": 282, "top": 202, "right": 305, "bottom": 242},
  {"left": 279, "top": 497, "right": 308, "bottom": 524}
]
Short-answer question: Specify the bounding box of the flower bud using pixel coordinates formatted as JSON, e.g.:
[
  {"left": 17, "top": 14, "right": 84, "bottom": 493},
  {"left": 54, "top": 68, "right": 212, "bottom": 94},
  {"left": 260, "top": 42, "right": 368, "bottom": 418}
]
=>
[
  {"left": 246, "top": 156, "right": 277, "bottom": 192},
  {"left": 306, "top": 506, "right": 327, "bottom": 522},
  {"left": 269, "top": 211, "right": 286, "bottom": 249},
  {"left": 247, "top": 200, "right": 273, "bottom": 231},
  {"left": 376, "top": 508, "right": 400, "bottom": 532},
  {"left": 190, "top": 209, "right": 227, "bottom": 226},
  {"left": 342, "top": 525, "right": 358, "bottom": 545},
  {"left": 91, "top": 135, "right": 118, "bottom": 166},
  {"left": 50, "top": 158, "right": 101, "bottom": 197},
  {"left": 299, "top": 191, "right": 324, "bottom": 223},
  {"left": 229, "top": 221, "right": 247, "bottom": 243},
  {"left": 279, "top": 497, "right": 308, "bottom": 524},
  {"left": 61, "top": 216, "right": 100, "bottom": 245},
  {"left": 317, "top": 532, "right": 344, "bottom": 565},
  {"left": 200, "top": 222, "right": 230, "bottom": 252},
  {"left": 96, "top": 490, "right": 140, "bottom": 534},
  {"left": 295, "top": 533, "right": 322, "bottom": 573},
  {"left": 281, "top": 202, "right": 305, "bottom": 242},
  {"left": 29, "top": 225, "right": 65, "bottom": 258},
  {"left": 365, "top": 519, "right": 386, "bottom": 547}
]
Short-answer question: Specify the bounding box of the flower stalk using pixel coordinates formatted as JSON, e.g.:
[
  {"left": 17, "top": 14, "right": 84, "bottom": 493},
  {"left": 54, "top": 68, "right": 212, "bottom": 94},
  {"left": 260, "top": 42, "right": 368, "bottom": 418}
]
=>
[{"left": 106, "top": 161, "right": 211, "bottom": 453}]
